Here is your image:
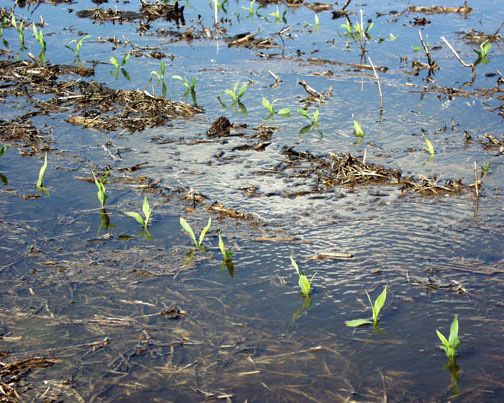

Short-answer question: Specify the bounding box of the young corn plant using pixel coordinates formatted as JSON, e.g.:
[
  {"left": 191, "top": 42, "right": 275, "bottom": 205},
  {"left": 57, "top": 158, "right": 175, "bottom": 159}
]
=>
[
  {"left": 304, "top": 13, "right": 319, "bottom": 32},
  {"left": 32, "top": 23, "right": 46, "bottom": 63},
  {"left": 345, "top": 286, "right": 387, "bottom": 327},
  {"left": 291, "top": 257, "right": 316, "bottom": 298},
  {"left": 36, "top": 152, "right": 48, "bottom": 188},
  {"left": 180, "top": 217, "right": 212, "bottom": 249},
  {"left": 219, "top": 233, "right": 235, "bottom": 277},
  {"left": 10, "top": 15, "right": 25, "bottom": 49},
  {"left": 218, "top": 233, "right": 234, "bottom": 260},
  {"left": 267, "top": 6, "right": 287, "bottom": 25},
  {"left": 423, "top": 135, "right": 435, "bottom": 161},
  {"left": 0, "top": 144, "right": 6, "bottom": 158},
  {"left": 474, "top": 40, "right": 491, "bottom": 65},
  {"left": 480, "top": 161, "right": 491, "bottom": 176},
  {"left": 219, "top": 81, "right": 247, "bottom": 104},
  {"left": 262, "top": 97, "right": 290, "bottom": 118},
  {"left": 110, "top": 52, "right": 131, "bottom": 80},
  {"left": 65, "top": 35, "right": 92, "bottom": 66},
  {"left": 297, "top": 107, "right": 321, "bottom": 135},
  {"left": 150, "top": 60, "right": 167, "bottom": 97},
  {"left": 123, "top": 195, "right": 152, "bottom": 230},
  {"left": 353, "top": 119, "right": 364, "bottom": 138},
  {"left": 241, "top": 0, "right": 262, "bottom": 19},
  {"left": 436, "top": 315, "right": 460, "bottom": 362},
  {"left": 92, "top": 170, "right": 110, "bottom": 209}
]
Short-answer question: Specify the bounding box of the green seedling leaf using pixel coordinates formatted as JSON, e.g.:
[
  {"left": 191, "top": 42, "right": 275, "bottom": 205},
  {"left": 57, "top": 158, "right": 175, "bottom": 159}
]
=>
[
  {"left": 36, "top": 152, "right": 48, "bottom": 188},
  {"left": 0, "top": 144, "right": 6, "bottom": 158},
  {"left": 297, "top": 108, "right": 314, "bottom": 122},
  {"left": 371, "top": 286, "right": 387, "bottom": 324},
  {"left": 448, "top": 315, "right": 460, "bottom": 350},
  {"left": 180, "top": 217, "right": 198, "bottom": 247},
  {"left": 353, "top": 120, "right": 364, "bottom": 137},
  {"left": 262, "top": 97, "right": 273, "bottom": 114},
  {"left": 125, "top": 211, "right": 145, "bottom": 226},
  {"left": 290, "top": 257, "right": 315, "bottom": 297},
  {"left": 198, "top": 217, "right": 212, "bottom": 247},
  {"left": 223, "top": 89, "right": 236, "bottom": 101},
  {"left": 142, "top": 195, "right": 151, "bottom": 227},
  {"left": 423, "top": 135, "right": 435, "bottom": 157},
  {"left": 436, "top": 315, "right": 460, "bottom": 360},
  {"left": 92, "top": 170, "right": 109, "bottom": 209},
  {"left": 218, "top": 234, "right": 234, "bottom": 260},
  {"left": 345, "top": 319, "right": 373, "bottom": 327},
  {"left": 278, "top": 108, "right": 291, "bottom": 116},
  {"left": 237, "top": 83, "right": 247, "bottom": 100},
  {"left": 121, "top": 52, "right": 131, "bottom": 67},
  {"left": 110, "top": 56, "right": 119, "bottom": 69}
]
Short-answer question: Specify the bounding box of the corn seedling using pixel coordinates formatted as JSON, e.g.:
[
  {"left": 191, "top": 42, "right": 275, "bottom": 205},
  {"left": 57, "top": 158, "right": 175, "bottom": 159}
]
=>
[
  {"left": 345, "top": 286, "right": 387, "bottom": 327},
  {"left": 291, "top": 257, "right": 316, "bottom": 298},
  {"left": 436, "top": 315, "right": 460, "bottom": 361},
  {"left": 304, "top": 13, "right": 320, "bottom": 32},
  {"left": 423, "top": 135, "right": 435, "bottom": 160},
  {"left": 481, "top": 161, "right": 491, "bottom": 176},
  {"left": 65, "top": 35, "right": 92, "bottom": 66},
  {"left": 242, "top": 0, "right": 262, "bottom": 19},
  {"left": 32, "top": 24, "right": 46, "bottom": 51},
  {"left": 180, "top": 217, "right": 211, "bottom": 249},
  {"left": 10, "top": 15, "right": 25, "bottom": 49},
  {"left": 0, "top": 144, "right": 6, "bottom": 158},
  {"left": 353, "top": 119, "right": 364, "bottom": 138},
  {"left": 354, "top": 19, "right": 373, "bottom": 40},
  {"left": 149, "top": 60, "right": 167, "bottom": 96},
  {"left": 378, "top": 33, "right": 397, "bottom": 43},
  {"left": 474, "top": 40, "right": 491, "bottom": 65},
  {"left": 218, "top": 233, "right": 234, "bottom": 260},
  {"left": 123, "top": 195, "right": 152, "bottom": 230},
  {"left": 92, "top": 170, "right": 110, "bottom": 209},
  {"left": 297, "top": 107, "right": 319, "bottom": 127},
  {"left": 110, "top": 52, "right": 131, "bottom": 80},
  {"left": 262, "top": 97, "right": 290, "bottom": 118},
  {"left": 172, "top": 74, "right": 196, "bottom": 93},
  {"left": 414, "top": 34, "right": 430, "bottom": 52},
  {"left": 219, "top": 81, "right": 247, "bottom": 104},
  {"left": 36, "top": 152, "right": 48, "bottom": 188},
  {"left": 212, "top": 0, "right": 228, "bottom": 14},
  {"left": 267, "top": 6, "right": 287, "bottom": 24}
]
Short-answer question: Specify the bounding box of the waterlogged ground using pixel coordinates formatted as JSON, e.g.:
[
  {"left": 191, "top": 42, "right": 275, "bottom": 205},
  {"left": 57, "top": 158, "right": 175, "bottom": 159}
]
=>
[{"left": 1, "top": 0, "right": 504, "bottom": 401}]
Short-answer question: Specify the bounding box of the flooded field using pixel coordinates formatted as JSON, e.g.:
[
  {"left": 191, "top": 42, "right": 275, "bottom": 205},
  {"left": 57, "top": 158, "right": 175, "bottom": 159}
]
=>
[{"left": 1, "top": 0, "right": 504, "bottom": 401}]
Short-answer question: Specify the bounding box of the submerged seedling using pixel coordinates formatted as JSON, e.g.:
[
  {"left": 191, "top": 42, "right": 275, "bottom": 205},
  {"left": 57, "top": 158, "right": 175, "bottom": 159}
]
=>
[
  {"left": 65, "top": 35, "right": 91, "bottom": 66},
  {"left": 262, "top": 97, "right": 290, "bottom": 118},
  {"left": 110, "top": 51, "right": 131, "bottom": 80},
  {"left": 267, "top": 6, "right": 287, "bottom": 24},
  {"left": 241, "top": 0, "right": 262, "bottom": 19},
  {"left": 474, "top": 40, "right": 491, "bottom": 65},
  {"left": 436, "top": 315, "right": 460, "bottom": 361},
  {"left": 0, "top": 144, "right": 6, "bottom": 158},
  {"left": 218, "top": 233, "right": 234, "bottom": 260},
  {"left": 32, "top": 23, "right": 46, "bottom": 62},
  {"left": 480, "top": 161, "right": 491, "bottom": 176},
  {"left": 11, "top": 15, "right": 25, "bottom": 49},
  {"left": 180, "top": 217, "right": 212, "bottom": 249},
  {"left": 123, "top": 195, "right": 152, "bottom": 230},
  {"left": 353, "top": 119, "right": 364, "bottom": 138},
  {"left": 92, "top": 170, "right": 110, "bottom": 209},
  {"left": 290, "top": 257, "right": 316, "bottom": 298},
  {"left": 150, "top": 60, "right": 167, "bottom": 96},
  {"left": 297, "top": 107, "right": 319, "bottom": 127},
  {"left": 423, "top": 135, "right": 435, "bottom": 161},
  {"left": 36, "top": 152, "right": 48, "bottom": 188},
  {"left": 219, "top": 81, "right": 247, "bottom": 104},
  {"left": 345, "top": 286, "right": 387, "bottom": 327}
]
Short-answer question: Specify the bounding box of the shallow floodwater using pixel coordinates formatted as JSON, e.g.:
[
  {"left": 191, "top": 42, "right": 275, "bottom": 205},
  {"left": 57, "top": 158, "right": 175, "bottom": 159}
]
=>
[{"left": 1, "top": 0, "right": 504, "bottom": 401}]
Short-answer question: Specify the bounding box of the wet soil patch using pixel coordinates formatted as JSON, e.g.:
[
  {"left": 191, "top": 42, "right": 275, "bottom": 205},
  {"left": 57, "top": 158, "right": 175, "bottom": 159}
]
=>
[{"left": 0, "top": 60, "right": 202, "bottom": 133}]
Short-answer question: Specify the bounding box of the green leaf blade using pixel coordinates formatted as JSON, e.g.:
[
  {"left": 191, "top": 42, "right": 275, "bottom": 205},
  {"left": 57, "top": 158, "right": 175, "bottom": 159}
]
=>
[
  {"left": 180, "top": 217, "right": 198, "bottom": 247},
  {"left": 346, "top": 319, "right": 373, "bottom": 327},
  {"left": 124, "top": 211, "right": 144, "bottom": 226},
  {"left": 198, "top": 217, "right": 212, "bottom": 247}
]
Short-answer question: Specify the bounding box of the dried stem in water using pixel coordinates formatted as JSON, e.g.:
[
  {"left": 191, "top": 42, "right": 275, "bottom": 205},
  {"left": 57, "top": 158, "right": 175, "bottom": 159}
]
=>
[{"left": 441, "top": 36, "right": 476, "bottom": 81}]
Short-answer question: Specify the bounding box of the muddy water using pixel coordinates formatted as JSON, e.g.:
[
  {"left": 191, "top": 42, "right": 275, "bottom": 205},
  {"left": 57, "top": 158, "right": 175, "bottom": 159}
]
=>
[{"left": 1, "top": 0, "right": 504, "bottom": 401}]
